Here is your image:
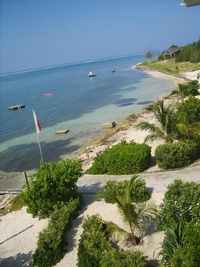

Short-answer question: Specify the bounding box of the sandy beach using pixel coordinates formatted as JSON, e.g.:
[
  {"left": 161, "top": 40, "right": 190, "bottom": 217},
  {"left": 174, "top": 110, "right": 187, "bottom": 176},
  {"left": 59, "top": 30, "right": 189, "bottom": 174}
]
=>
[{"left": 0, "top": 68, "right": 199, "bottom": 267}]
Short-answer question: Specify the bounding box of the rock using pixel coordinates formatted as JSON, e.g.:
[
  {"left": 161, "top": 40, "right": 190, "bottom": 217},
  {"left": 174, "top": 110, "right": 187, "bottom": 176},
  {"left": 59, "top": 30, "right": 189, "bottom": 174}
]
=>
[{"left": 102, "top": 121, "right": 116, "bottom": 129}]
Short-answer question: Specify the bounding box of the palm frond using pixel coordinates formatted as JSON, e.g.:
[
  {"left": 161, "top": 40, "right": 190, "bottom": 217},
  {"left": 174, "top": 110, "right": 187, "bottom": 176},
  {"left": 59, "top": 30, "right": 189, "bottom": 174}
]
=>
[{"left": 105, "top": 221, "right": 128, "bottom": 241}]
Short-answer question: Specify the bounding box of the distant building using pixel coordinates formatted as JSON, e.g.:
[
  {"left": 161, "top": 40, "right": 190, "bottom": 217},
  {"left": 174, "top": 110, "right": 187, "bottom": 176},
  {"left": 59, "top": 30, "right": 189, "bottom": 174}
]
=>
[{"left": 163, "top": 47, "right": 181, "bottom": 59}]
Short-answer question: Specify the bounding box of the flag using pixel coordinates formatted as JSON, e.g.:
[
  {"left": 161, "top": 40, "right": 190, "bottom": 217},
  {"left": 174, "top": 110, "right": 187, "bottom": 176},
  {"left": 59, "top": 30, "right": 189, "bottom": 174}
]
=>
[{"left": 32, "top": 109, "right": 41, "bottom": 134}]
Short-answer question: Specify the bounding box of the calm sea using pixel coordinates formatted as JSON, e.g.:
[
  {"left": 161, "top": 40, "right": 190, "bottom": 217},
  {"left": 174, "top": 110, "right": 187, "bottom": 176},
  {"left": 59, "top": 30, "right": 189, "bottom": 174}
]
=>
[{"left": 0, "top": 54, "right": 175, "bottom": 172}]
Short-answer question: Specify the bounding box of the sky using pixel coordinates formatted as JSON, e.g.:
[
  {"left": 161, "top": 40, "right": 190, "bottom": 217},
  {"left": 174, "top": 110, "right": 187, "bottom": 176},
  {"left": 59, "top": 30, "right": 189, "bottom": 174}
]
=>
[{"left": 0, "top": 0, "right": 200, "bottom": 74}]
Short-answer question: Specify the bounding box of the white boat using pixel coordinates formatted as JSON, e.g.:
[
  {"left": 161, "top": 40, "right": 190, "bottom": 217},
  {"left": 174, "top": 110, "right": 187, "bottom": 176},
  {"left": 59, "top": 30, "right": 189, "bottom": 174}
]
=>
[{"left": 88, "top": 72, "right": 96, "bottom": 77}]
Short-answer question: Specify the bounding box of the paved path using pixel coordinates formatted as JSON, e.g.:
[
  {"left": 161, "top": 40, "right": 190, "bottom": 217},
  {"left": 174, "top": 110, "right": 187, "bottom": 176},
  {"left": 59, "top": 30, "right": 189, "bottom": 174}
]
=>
[
  {"left": 77, "top": 165, "right": 200, "bottom": 194},
  {"left": 0, "top": 165, "right": 199, "bottom": 195}
]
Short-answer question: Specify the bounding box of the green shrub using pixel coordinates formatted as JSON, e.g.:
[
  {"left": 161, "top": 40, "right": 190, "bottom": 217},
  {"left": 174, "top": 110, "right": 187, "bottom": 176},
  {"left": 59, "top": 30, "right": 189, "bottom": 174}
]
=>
[
  {"left": 100, "top": 250, "right": 147, "bottom": 267},
  {"left": 24, "top": 160, "right": 82, "bottom": 217},
  {"left": 77, "top": 214, "right": 147, "bottom": 267},
  {"left": 77, "top": 215, "right": 113, "bottom": 267},
  {"left": 157, "top": 180, "right": 200, "bottom": 230},
  {"left": 155, "top": 139, "right": 200, "bottom": 169},
  {"left": 170, "top": 222, "right": 200, "bottom": 267},
  {"left": 86, "top": 141, "right": 151, "bottom": 175},
  {"left": 158, "top": 181, "right": 200, "bottom": 266},
  {"left": 101, "top": 175, "right": 151, "bottom": 204},
  {"left": 33, "top": 198, "right": 82, "bottom": 267}
]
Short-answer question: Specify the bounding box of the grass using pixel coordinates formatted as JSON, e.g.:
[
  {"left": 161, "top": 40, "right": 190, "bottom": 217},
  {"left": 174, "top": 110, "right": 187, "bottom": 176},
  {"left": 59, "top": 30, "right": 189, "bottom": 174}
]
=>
[
  {"left": 9, "top": 192, "right": 26, "bottom": 211},
  {"left": 141, "top": 58, "right": 200, "bottom": 75}
]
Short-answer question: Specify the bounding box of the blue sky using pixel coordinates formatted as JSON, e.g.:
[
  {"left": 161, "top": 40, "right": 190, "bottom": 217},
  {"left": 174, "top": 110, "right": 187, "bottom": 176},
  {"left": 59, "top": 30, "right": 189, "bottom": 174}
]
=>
[{"left": 0, "top": 0, "right": 199, "bottom": 74}]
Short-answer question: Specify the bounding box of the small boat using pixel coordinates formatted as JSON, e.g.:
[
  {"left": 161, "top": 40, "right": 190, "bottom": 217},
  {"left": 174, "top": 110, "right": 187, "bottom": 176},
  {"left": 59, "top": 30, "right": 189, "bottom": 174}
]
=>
[
  {"left": 55, "top": 129, "right": 69, "bottom": 134},
  {"left": 43, "top": 93, "right": 52, "bottom": 96},
  {"left": 88, "top": 72, "right": 96, "bottom": 77}
]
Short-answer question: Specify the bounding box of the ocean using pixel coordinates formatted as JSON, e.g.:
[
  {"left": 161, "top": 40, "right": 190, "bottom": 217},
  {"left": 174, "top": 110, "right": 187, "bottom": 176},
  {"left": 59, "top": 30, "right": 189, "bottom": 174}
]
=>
[{"left": 0, "top": 54, "right": 175, "bottom": 172}]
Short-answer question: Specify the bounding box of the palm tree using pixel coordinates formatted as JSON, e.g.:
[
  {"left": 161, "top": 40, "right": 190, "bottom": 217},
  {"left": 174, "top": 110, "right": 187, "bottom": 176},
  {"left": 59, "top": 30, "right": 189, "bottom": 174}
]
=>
[
  {"left": 171, "top": 83, "right": 188, "bottom": 102},
  {"left": 136, "top": 99, "right": 190, "bottom": 143},
  {"left": 98, "top": 176, "right": 157, "bottom": 245}
]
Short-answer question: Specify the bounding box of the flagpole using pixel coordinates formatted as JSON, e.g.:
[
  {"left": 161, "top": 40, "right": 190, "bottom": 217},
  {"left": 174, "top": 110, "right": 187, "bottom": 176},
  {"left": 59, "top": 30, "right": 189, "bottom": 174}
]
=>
[
  {"left": 32, "top": 109, "right": 44, "bottom": 162},
  {"left": 36, "top": 131, "right": 44, "bottom": 162}
]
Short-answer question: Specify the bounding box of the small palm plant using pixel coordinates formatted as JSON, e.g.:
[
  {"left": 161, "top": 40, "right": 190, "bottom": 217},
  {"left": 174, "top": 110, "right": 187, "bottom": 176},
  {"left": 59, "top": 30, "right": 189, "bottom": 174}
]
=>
[
  {"left": 136, "top": 99, "right": 192, "bottom": 143},
  {"left": 98, "top": 176, "right": 157, "bottom": 245}
]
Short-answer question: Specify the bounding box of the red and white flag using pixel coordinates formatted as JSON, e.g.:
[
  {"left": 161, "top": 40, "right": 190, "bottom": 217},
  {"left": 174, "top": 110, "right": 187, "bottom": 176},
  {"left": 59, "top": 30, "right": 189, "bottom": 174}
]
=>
[{"left": 32, "top": 109, "right": 41, "bottom": 134}]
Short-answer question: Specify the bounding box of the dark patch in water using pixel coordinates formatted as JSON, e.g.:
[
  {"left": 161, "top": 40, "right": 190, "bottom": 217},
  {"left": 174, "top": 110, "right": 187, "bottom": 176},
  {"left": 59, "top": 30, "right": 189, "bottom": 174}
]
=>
[
  {"left": 118, "top": 103, "right": 134, "bottom": 107},
  {"left": 113, "top": 98, "right": 137, "bottom": 105},
  {"left": 137, "top": 100, "right": 153, "bottom": 105}
]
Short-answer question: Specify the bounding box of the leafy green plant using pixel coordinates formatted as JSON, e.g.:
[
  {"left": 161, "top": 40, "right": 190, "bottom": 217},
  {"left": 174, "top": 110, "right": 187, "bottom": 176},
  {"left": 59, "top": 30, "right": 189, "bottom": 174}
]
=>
[
  {"left": 170, "top": 222, "right": 200, "bottom": 267},
  {"left": 33, "top": 198, "right": 82, "bottom": 267},
  {"left": 136, "top": 99, "right": 187, "bottom": 143},
  {"left": 157, "top": 180, "right": 200, "bottom": 230},
  {"left": 100, "top": 249, "right": 147, "bottom": 267},
  {"left": 24, "top": 160, "right": 82, "bottom": 218},
  {"left": 77, "top": 215, "right": 147, "bottom": 267},
  {"left": 155, "top": 139, "right": 200, "bottom": 169},
  {"left": 86, "top": 141, "right": 151, "bottom": 175},
  {"left": 77, "top": 215, "right": 113, "bottom": 267},
  {"left": 98, "top": 176, "right": 157, "bottom": 245},
  {"left": 177, "top": 95, "right": 200, "bottom": 123},
  {"left": 158, "top": 180, "right": 200, "bottom": 266},
  {"left": 159, "top": 221, "right": 185, "bottom": 267},
  {"left": 100, "top": 175, "right": 151, "bottom": 204},
  {"left": 9, "top": 192, "right": 26, "bottom": 211}
]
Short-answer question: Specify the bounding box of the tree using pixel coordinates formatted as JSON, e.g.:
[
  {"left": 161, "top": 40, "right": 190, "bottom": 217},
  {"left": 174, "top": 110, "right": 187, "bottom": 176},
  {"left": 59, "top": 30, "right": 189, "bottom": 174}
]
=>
[
  {"left": 171, "top": 81, "right": 199, "bottom": 101},
  {"left": 98, "top": 176, "right": 157, "bottom": 245},
  {"left": 136, "top": 99, "right": 198, "bottom": 143},
  {"left": 136, "top": 100, "right": 179, "bottom": 143},
  {"left": 145, "top": 49, "right": 152, "bottom": 61},
  {"left": 24, "top": 160, "right": 82, "bottom": 217}
]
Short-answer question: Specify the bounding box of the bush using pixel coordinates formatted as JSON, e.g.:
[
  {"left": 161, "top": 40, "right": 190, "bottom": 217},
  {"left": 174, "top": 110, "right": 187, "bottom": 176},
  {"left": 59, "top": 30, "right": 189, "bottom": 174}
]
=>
[
  {"left": 157, "top": 180, "right": 200, "bottom": 230},
  {"left": 101, "top": 175, "right": 151, "bottom": 204},
  {"left": 155, "top": 139, "right": 200, "bottom": 169},
  {"left": 33, "top": 198, "right": 82, "bottom": 267},
  {"left": 24, "top": 160, "right": 82, "bottom": 217},
  {"left": 77, "top": 215, "right": 113, "bottom": 267},
  {"left": 77, "top": 214, "right": 147, "bottom": 267},
  {"left": 158, "top": 181, "right": 200, "bottom": 266},
  {"left": 86, "top": 141, "right": 151, "bottom": 175},
  {"left": 170, "top": 222, "right": 200, "bottom": 267},
  {"left": 100, "top": 250, "right": 147, "bottom": 267}
]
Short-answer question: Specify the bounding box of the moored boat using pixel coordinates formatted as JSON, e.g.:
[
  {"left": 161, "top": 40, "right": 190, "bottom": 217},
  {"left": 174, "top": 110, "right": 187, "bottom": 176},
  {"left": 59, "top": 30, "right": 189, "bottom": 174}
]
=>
[{"left": 88, "top": 72, "right": 96, "bottom": 77}]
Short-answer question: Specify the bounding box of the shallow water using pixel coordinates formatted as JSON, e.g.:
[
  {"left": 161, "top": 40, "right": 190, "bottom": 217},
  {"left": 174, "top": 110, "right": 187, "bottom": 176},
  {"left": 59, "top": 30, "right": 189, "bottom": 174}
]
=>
[{"left": 0, "top": 54, "right": 175, "bottom": 172}]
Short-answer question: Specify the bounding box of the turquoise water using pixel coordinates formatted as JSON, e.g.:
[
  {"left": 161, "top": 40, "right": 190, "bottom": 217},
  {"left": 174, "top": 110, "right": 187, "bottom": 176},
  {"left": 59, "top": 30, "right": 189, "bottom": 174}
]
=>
[{"left": 0, "top": 54, "right": 175, "bottom": 172}]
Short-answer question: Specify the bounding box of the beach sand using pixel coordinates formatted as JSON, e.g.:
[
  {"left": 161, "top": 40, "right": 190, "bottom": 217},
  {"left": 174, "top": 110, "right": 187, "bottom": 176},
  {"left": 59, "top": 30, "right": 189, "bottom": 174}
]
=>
[{"left": 0, "top": 68, "right": 199, "bottom": 267}]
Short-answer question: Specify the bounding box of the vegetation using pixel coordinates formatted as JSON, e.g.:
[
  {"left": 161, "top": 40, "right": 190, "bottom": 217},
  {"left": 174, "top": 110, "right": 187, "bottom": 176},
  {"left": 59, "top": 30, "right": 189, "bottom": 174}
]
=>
[
  {"left": 170, "top": 222, "right": 200, "bottom": 267},
  {"left": 86, "top": 141, "right": 151, "bottom": 175},
  {"left": 155, "top": 139, "right": 200, "bottom": 169},
  {"left": 175, "top": 40, "right": 200, "bottom": 63},
  {"left": 33, "top": 199, "right": 82, "bottom": 267},
  {"left": 136, "top": 99, "right": 191, "bottom": 143},
  {"left": 77, "top": 215, "right": 147, "bottom": 267},
  {"left": 157, "top": 180, "right": 200, "bottom": 230},
  {"left": 101, "top": 175, "right": 151, "bottom": 204},
  {"left": 171, "top": 80, "right": 199, "bottom": 101},
  {"left": 157, "top": 180, "right": 200, "bottom": 266},
  {"left": 98, "top": 176, "right": 157, "bottom": 245},
  {"left": 24, "top": 160, "right": 82, "bottom": 218},
  {"left": 145, "top": 49, "right": 152, "bottom": 61},
  {"left": 9, "top": 192, "right": 26, "bottom": 211},
  {"left": 140, "top": 58, "right": 200, "bottom": 75},
  {"left": 177, "top": 95, "right": 200, "bottom": 123}
]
